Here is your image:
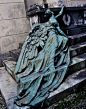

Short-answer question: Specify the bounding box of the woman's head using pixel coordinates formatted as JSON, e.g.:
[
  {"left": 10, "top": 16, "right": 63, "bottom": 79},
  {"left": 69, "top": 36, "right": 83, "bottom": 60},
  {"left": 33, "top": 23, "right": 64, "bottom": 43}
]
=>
[{"left": 45, "top": 9, "right": 54, "bottom": 17}]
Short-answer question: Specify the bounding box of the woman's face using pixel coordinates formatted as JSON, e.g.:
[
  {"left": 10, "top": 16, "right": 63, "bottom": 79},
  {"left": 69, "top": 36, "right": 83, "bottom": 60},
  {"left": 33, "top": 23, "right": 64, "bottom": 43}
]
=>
[{"left": 45, "top": 9, "right": 52, "bottom": 18}]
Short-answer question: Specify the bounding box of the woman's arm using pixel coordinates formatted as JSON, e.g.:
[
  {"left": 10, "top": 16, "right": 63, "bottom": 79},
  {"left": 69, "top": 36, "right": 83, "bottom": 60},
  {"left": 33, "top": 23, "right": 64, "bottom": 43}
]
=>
[
  {"left": 55, "top": 5, "right": 65, "bottom": 19},
  {"left": 57, "top": 26, "right": 69, "bottom": 38}
]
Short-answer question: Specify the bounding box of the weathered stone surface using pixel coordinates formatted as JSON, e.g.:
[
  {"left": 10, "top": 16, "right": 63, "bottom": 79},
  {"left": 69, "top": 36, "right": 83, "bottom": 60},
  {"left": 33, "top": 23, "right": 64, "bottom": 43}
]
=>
[
  {"left": 70, "top": 42, "right": 86, "bottom": 58},
  {"left": 70, "top": 32, "right": 86, "bottom": 46},
  {"left": 2, "top": 60, "right": 16, "bottom": 80},
  {"left": 10, "top": 49, "right": 21, "bottom": 61},
  {"left": 13, "top": 105, "right": 31, "bottom": 109},
  {"left": 0, "top": 0, "right": 30, "bottom": 54},
  {"left": 46, "top": 68, "right": 86, "bottom": 107},
  {"left": 24, "top": 0, "right": 43, "bottom": 8},
  {"left": 3, "top": 60, "right": 16, "bottom": 80},
  {"left": 0, "top": 3, "right": 26, "bottom": 20},
  {"left": 0, "top": 0, "right": 24, "bottom": 3},
  {"left": 0, "top": 33, "right": 28, "bottom": 53},
  {"left": 0, "top": 67, "right": 33, "bottom": 109},
  {"left": 69, "top": 53, "right": 86, "bottom": 73},
  {"left": 47, "top": 0, "right": 59, "bottom": 8},
  {"left": 0, "top": 67, "right": 17, "bottom": 109},
  {"left": 0, "top": 18, "right": 30, "bottom": 37},
  {"left": 0, "top": 44, "right": 1, "bottom": 53},
  {"left": 71, "top": 1, "right": 86, "bottom": 7},
  {"left": 25, "top": 0, "right": 60, "bottom": 8}
]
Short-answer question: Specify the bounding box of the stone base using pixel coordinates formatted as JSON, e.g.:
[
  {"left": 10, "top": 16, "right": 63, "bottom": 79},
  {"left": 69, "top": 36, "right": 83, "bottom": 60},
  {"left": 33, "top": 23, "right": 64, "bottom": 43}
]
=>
[
  {"left": 0, "top": 67, "right": 17, "bottom": 109},
  {"left": 0, "top": 67, "right": 86, "bottom": 109}
]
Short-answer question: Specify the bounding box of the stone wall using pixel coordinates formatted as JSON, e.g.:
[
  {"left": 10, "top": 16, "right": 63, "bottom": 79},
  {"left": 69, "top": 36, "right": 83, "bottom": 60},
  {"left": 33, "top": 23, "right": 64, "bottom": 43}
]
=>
[
  {"left": 0, "top": 0, "right": 30, "bottom": 53},
  {"left": 0, "top": 0, "right": 86, "bottom": 53},
  {"left": 65, "top": 0, "right": 86, "bottom": 7},
  {"left": 71, "top": 0, "right": 86, "bottom": 6}
]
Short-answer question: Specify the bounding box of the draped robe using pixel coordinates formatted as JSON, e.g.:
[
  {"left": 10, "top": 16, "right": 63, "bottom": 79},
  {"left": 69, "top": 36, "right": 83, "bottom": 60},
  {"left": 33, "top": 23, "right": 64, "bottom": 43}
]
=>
[{"left": 14, "top": 21, "right": 70, "bottom": 107}]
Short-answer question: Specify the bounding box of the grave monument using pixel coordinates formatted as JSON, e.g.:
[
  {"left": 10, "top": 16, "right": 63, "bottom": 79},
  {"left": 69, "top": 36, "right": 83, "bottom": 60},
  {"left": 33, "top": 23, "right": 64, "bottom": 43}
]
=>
[
  {"left": 14, "top": 5, "right": 70, "bottom": 108},
  {"left": 0, "top": 0, "right": 86, "bottom": 109}
]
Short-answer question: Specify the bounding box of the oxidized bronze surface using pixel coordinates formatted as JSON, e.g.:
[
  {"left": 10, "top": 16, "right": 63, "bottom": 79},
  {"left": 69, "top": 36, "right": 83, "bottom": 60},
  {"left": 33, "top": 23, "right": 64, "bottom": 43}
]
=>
[{"left": 14, "top": 5, "right": 70, "bottom": 108}]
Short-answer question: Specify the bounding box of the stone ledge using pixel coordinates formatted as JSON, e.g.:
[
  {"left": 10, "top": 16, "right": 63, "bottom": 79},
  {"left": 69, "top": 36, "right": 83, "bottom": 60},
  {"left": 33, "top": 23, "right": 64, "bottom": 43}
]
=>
[
  {"left": 3, "top": 60, "right": 16, "bottom": 80},
  {"left": 70, "top": 41, "right": 86, "bottom": 58}
]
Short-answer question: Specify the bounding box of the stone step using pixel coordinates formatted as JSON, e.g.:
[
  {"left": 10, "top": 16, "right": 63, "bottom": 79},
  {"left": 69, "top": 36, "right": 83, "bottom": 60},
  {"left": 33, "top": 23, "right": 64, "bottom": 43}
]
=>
[
  {"left": 0, "top": 67, "right": 17, "bottom": 109},
  {"left": 10, "top": 41, "right": 86, "bottom": 63},
  {"left": 0, "top": 52, "right": 10, "bottom": 67},
  {"left": 70, "top": 41, "right": 86, "bottom": 57},
  {"left": 0, "top": 67, "right": 86, "bottom": 109},
  {"left": 2, "top": 60, "right": 16, "bottom": 81},
  {"left": 10, "top": 49, "right": 21, "bottom": 62},
  {"left": 3, "top": 53, "right": 86, "bottom": 82},
  {"left": 69, "top": 53, "right": 86, "bottom": 74},
  {"left": 19, "top": 32, "right": 86, "bottom": 49},
  {"left": 70, "top": 32, "right": 86, "bottom": 46},
  {"left": 19, "top": 43, "right": 23, "bottom": 49},
  {"left": 10, "top": 33, "right": 86, "bottom": 63}
]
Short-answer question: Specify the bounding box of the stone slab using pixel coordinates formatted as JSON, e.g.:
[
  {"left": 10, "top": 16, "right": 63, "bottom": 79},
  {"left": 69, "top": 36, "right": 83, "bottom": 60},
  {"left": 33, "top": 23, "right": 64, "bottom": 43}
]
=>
[
  {"left": 70, "top": 41, "right": 86, "bottom": 57},
  {"left": 70, "top": 32, "right": 86, "bottom": 46},
  {"left": 0, "top": 18, "right": 30, "bottom": 38},
  {"left": 69, "top": 53, "right": 86, "bottom": 74},
  {"left": 0, "top": 67, "right": 17, "bottom": 109},
  {"left": 0, "top": 3, "right": 26, "bottom": 20},
  {"left": 47, "top": 0, "right": 59, "bottom": 8},
  {"left": 3, "top": 60, "right": 16, "bottom": 80},
  {"left": 72, "top": 1, "right": 86, "bottom": 7}
]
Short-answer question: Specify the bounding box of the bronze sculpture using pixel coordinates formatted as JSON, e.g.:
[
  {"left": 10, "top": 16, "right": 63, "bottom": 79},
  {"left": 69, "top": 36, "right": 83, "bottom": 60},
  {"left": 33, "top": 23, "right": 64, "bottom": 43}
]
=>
[{"left": 14, "top": 5, "right": 70, "bottom": 108}]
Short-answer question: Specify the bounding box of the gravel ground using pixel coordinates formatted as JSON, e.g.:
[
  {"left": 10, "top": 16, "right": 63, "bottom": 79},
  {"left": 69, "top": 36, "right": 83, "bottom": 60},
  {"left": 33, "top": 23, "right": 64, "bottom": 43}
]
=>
[
  {"left": 0, "top": 84, "right": 86, "bottom": 109},
  {"left": 48, "top": 84, "right": 86, "bottom": 109},
  {"left": 0, "top": 93, "right": 7, "bottom": 109}
]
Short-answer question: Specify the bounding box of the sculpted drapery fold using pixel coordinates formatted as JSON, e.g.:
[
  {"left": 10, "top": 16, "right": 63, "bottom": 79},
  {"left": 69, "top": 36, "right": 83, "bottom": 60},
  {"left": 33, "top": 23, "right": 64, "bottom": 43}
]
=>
[{"left": 14, "top": 5, "right": 70, "bottom": 107}]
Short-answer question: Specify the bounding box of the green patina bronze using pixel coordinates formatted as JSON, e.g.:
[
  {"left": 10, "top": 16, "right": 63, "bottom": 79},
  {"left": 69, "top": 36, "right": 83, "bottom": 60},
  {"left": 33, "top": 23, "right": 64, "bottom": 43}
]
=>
[{"left": 14, "top": 5, "right": 70, "bottom": 107}]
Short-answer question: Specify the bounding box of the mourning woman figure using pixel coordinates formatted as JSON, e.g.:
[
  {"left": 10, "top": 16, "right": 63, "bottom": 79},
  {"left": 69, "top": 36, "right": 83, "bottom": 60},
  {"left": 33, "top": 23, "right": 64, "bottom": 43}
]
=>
[{"left": 14, "top": 5, "right": 70, "bottom": 108}]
